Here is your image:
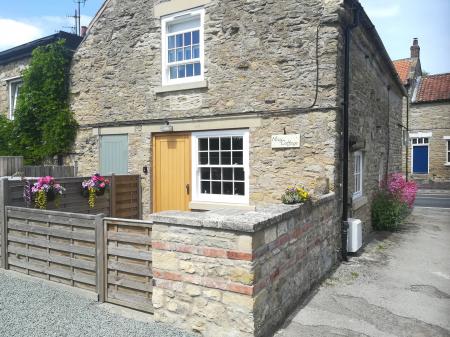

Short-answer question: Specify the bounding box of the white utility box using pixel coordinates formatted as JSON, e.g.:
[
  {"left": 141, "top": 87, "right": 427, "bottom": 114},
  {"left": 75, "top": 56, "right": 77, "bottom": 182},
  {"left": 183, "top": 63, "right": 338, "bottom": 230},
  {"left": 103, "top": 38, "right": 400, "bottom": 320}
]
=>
[{"left": 347, "top": 218, "right": 362, "bottom": 253}]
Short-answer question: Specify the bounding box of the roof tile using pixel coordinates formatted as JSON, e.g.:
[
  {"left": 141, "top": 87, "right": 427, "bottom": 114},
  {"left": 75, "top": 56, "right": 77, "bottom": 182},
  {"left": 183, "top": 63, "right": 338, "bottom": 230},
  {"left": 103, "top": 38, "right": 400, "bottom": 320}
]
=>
[
  {"left": 415, "top": 73, "right": 450, "bottom": 103},
  {"left": 393, "top": 59, "right": 414, "bottom": 84}
]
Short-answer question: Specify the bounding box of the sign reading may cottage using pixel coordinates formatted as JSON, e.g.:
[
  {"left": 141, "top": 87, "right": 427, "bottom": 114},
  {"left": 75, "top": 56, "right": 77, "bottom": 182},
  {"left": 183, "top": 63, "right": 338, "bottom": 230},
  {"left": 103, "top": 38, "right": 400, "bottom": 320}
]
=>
[{"left": 271, "top": 134, "right": 301, "bottom": 148}]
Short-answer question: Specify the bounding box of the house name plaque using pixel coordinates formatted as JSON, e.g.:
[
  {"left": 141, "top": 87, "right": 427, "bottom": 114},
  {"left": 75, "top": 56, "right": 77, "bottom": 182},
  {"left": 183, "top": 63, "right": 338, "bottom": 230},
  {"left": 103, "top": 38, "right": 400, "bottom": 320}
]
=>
[{"left": 271, "top": 134, "right": 301, "bottom": 148}]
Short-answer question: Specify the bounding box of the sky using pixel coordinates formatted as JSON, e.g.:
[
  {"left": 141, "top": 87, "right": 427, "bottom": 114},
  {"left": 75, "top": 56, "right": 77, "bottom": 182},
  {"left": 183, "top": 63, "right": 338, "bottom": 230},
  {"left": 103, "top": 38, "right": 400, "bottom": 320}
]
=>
[{"left": 1, "top": 0, "right": 449, "bottom": 74}]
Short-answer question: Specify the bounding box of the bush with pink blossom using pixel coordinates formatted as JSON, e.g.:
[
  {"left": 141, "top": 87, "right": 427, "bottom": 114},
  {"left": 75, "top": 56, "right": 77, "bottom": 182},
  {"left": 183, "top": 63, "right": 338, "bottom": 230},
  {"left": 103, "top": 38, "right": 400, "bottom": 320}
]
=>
[{"left": 372, "top": 173, "right": 417, "bottom": 231}]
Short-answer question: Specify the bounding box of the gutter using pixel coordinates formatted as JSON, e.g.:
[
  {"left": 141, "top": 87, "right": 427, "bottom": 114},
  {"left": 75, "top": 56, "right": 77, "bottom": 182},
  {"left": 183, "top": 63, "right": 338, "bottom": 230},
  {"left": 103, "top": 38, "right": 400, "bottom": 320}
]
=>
[{"left": 341, "top": 1, "right": 361, "bottom": 262}]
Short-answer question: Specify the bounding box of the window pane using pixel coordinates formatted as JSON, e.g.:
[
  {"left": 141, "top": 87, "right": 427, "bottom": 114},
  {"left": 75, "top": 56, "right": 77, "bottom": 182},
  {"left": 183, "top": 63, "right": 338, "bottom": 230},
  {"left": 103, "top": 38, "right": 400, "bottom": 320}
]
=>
[
  {"left": 186, "top": 64, "right": 194, "bottom": 77},
  {"left": 211, "top": 168, "right": 221, "bottom": 180},
  {"left": 424, "top": 138, "right": 429, "bottom": 144},
  {"left": 168, "top": 49, "right": 176, "bottom": 63},
  {"left": 232, "top": 151, "right": 243, "bottom": 165},
  {"left": 176, "top": 34, "right": 183, "bottom": 47},
  {"left": 221, "top": 151, "right": 231, "bottom": 165},
  {"left": 413, "top": 139, "right": 417, "bottom": 144},
  {"left": 234, "top": 182, "right": 245, "bottom": 196},
  {"left": 194, "top": 62, "right": 201, "bottom": 76},
  {"left": 184, "top": 47, "right": 192, "bottom": 60},
  {"left": 201, "top": 181, "right": 210, "bottom": 194},
  {"left": 168, "top": 18, "right": 200, "bottom": 34},
  {"left": 223, "top": 168, "right": 233, "bottom": 180},
  {"left": 418, "top": 138, "right": 423, "bottom": 144},
  {"left": 201, "top": 168, "right": 210, "bottom": 180},
  {"left": 168, "top": 35, "right": 175, "bottom": 49},
  {"left": 199, "top": 152, "right": 208, "bottom": 165},
  {"left": 192, "top": 45, "right": 200, "bottom": 59},
  {"left": 210, "top": 152, "right": 220, "bottom": 165},
  {"left": 210, "top": 138, "right": 219, "bottom": 150},
  {"left": 192, "top": 30, "right": 200, "bottom": 44},
  {"left": 184, "top": 32, "right": 191, "bottom": 46},
  {"left": 199, "top": 138, "right": 208, "bottom": 151},
  {"left": 448, "top": 152, "right": 450, "bottom": 162},
  {"left": 223, "top": 182, "right": 233, "bottom": 195},
  {"left": 212, "top": 182, "right": 221, "bottom": 194},
  {"left": 177, "top": 48, "right": 184, "bottom": 61},
  {"left": 178, "top": 65, "right": 186, "bottom": 78},
  {"left": 169, "top": 66, "right": 177, "bottom": 79},
  {"left": 232, "top": 137, "right": 243, "bottom": 150},
  {"left": 221, "top": 138, "right": 231, "bottom": 150},
  {"left": 234, "top": 168, "right": 245, "bottom": 181}
]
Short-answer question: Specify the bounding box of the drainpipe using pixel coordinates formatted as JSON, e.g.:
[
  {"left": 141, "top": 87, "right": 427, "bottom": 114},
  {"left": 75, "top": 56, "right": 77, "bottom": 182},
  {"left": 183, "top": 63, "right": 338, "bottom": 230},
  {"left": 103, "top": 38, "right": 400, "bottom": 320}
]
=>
[{"left": 341, "top": 2, "right": 361, "bottom": 262}]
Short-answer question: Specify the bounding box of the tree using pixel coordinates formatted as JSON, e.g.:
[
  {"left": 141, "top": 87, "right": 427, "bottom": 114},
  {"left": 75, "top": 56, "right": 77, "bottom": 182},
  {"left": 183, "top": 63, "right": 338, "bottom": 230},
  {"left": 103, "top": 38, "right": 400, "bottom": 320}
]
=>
[{"left": 10, "top": 39, "right": 77, "bottom": 164}]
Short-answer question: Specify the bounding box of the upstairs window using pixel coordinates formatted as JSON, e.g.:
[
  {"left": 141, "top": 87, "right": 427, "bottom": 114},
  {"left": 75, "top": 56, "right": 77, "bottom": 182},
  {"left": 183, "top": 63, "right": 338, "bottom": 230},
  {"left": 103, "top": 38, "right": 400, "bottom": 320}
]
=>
[
  {"left": 8, "top": 79, "right": 23, "bottom": 120},
  {"left": 161, "top": 8, "right": 204, "bottom": 86}
]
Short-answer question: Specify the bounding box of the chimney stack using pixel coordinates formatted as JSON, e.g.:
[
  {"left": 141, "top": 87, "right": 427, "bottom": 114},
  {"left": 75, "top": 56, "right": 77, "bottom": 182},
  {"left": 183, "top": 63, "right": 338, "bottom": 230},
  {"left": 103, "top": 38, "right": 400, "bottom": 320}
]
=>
[
  {"left": 411, "top": 38, "right": 420, "bottom": 58},
  {"left": 81, "top": 26, "right": 88, "bottom": 37}
]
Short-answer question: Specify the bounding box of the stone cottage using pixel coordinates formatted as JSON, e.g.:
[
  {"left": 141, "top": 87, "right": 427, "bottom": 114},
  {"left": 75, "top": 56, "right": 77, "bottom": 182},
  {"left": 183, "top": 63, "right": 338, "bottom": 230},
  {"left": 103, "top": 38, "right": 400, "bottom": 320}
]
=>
[
  {"left": 394, "top": 39, "right": 450, "bottom": 183},
  {"left": 0, "top": 31, "right": 83, "bottom": 120},
  {"left": 68, "top": 0, "right": 404, "bottom": 238}
]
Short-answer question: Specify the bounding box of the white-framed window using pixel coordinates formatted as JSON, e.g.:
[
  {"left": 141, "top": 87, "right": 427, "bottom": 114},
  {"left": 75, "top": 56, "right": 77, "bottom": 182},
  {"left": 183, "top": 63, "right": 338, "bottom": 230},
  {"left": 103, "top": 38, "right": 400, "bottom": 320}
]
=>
[
  {"left": 353, "top": 151, "right": 363, "bottom": 199},
  {"left": 192, "top": 129, "right": 249, "bottom": 204},
  {"left": 446, "top": 139, "right": 450, "bottom": 164},
  {"left": 161, "top": 8, "right": 205, "bottom": 86},
  {"left": 8, "top": 78, "right": 23, "bottom": 120},
  {"left": 411, "top": 137, "right": 429, "bottom": 145}
]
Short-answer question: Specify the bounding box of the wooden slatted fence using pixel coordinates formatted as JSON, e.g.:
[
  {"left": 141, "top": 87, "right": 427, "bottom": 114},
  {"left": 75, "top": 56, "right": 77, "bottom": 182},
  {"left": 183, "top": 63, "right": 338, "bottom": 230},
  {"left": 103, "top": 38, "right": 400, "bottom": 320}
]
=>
[
  {"left": 104, "top": 218, "right": 153, "bottom": 313},
  {"left": 3, "top": 175, "right": 141, "bottom": 219},
  {"left": 4, "top": 206, "right": 103, "bottom": 293}
]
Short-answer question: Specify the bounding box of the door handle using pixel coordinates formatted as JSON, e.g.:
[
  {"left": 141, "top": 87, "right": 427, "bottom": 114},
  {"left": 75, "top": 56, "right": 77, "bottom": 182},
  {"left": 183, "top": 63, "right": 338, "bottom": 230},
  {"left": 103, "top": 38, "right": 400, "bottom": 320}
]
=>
[{"left": 185, "top": 184, "right": 190, "bottom": 195}]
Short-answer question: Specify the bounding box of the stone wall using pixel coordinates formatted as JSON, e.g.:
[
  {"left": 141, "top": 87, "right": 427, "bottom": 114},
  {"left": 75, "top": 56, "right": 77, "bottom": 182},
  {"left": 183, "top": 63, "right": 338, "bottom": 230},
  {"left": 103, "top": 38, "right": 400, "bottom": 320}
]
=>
[
  {"left": 150, "top": 193, "right": 340, "bottom": 337},
  {"left": 69, "top": 0, "right": 342, "bottom": 126},
  {"left": 408, "top": 102, "right": 450, "bottom": 182},
  {"left": 71, "top": 109, "right": 338, "bottom": 215},
  {"left": 0, "top": 57, "right": 29, "bottom": 118},
  {"left": 342, "top": 24, "right": 404, "bottom": 239}
]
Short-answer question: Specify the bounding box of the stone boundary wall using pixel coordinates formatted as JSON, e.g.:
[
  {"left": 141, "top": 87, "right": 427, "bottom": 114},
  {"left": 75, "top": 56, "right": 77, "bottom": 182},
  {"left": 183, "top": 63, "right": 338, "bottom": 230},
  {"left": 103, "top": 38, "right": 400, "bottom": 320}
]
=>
[{"left": 151, "top": 193, "right": 340, "bottom": 337}]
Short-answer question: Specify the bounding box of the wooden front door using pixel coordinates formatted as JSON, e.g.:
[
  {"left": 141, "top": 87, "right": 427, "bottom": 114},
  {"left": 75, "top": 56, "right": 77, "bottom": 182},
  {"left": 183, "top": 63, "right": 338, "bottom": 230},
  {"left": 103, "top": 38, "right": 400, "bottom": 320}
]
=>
[{"left": 152, "top": 133, "right": 191, "bottom": 213}]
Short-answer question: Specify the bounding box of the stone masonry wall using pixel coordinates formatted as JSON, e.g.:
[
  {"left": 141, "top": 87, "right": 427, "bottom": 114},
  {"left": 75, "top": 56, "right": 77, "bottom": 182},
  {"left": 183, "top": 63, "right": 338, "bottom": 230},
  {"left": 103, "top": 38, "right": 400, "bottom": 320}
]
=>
[
  {"left": 408, "top": 102, "right": 450, "bottom": 182},
  {"left": 70, "top": 108, "right": 338, "bottom": 216},
  {"left": 343, "top": 25, "right": 404, "bottom": 239},
  {"left": 70, "top": 0, "right": 342, "bottom": 126},
  {"left": 0, "top": 58, "right": 29, "bottom": 118},
  {"left": 150, "top": 193, "right": 339, "bottom": 337}
]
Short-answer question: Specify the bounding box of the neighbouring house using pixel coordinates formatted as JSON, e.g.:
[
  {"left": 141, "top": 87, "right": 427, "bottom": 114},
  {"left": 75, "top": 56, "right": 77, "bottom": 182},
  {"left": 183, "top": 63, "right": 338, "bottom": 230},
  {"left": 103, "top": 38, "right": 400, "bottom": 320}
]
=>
[
  {"left": 0, "top": 31, "right": 83, "bottom": 120},
  {"left": 68, "top": 0, "right": 404, "bottom": 236},
  {"left": 394, "top": 39, "right": 450, "bottom": 183}
]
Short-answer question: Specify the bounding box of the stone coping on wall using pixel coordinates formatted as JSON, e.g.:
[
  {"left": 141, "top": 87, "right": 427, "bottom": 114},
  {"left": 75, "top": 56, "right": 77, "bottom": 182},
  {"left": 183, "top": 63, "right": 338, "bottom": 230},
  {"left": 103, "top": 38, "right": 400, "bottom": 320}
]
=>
[{"left": 151, "top": 192, "right": 335, "bottom": 233}]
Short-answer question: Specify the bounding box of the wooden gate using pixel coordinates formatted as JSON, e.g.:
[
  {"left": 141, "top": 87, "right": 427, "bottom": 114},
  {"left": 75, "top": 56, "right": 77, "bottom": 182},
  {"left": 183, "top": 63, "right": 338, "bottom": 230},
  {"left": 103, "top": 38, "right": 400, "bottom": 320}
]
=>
[{"left": 104, "top": 218, "right": 153, "bottom": 313}]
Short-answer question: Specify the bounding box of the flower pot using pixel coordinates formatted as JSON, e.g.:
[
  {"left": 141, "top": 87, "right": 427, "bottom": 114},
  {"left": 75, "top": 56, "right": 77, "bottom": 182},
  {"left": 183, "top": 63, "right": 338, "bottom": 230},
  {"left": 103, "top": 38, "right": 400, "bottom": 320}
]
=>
[
  {"left": 46, "top": 190, "right": 56, "bottom": 202},
  {"left": 96, "top": 188, "right": 105, "bottom": 196}
]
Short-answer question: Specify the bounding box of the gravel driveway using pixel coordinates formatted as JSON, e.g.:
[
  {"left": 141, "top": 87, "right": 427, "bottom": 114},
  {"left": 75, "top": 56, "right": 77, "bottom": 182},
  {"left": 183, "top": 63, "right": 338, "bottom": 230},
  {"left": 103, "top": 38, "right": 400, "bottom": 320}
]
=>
[{"left": 0, "top": 270, "right": 195, "bottom": 337}]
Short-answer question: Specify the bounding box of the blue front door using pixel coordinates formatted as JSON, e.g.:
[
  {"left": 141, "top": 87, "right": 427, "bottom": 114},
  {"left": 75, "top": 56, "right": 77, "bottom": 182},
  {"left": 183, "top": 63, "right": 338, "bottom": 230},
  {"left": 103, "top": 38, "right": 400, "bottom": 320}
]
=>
[{"left": 413, "top": 146, "right": 428, "bottom": 173}]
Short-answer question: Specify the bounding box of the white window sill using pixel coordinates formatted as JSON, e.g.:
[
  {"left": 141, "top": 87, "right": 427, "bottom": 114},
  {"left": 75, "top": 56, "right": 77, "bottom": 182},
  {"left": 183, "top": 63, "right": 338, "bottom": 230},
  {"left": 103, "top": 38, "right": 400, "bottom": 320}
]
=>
[
  {"left": 189, "top": 201, "right": 255, "bottom": 211},
  {"left": 352, "top": 195, "right": 368, "bottom": 210},
  {"left": 445, "top": 163, "right": 450, "bottom": 166},
  {"left": 155, "top": 80, "right": 208, "bottom": 94}
]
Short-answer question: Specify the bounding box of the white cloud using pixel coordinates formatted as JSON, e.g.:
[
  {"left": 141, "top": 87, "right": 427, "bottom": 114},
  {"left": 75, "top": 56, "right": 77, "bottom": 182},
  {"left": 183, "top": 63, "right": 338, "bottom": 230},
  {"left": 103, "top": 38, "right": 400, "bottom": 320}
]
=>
[
  {"left": 0, "top": 15, "right": 93, "bottom": 51},
  {"left": 365, "top": 5, "right": 401, "bottom": 18},
  {"left": 0, "top": 19, "right": 43, "bottom": 51}
]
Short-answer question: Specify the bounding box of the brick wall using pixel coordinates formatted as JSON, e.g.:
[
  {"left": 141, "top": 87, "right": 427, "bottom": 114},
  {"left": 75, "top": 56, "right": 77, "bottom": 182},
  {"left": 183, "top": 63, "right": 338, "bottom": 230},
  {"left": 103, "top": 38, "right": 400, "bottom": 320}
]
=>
[{"left": 150, "top": 193, "right": 340, "bottom": 337}]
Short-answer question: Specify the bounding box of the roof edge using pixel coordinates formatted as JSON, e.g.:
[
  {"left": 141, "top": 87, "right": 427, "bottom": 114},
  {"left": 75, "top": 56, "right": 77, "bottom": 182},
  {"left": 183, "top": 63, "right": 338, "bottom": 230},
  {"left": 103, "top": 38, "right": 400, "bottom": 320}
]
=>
[{"left": 345, "top": 0, "right": 407, "bottom": 97}]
